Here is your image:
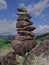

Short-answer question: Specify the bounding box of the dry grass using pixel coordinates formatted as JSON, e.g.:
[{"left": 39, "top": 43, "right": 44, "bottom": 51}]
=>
[
  {"left": 32, "top": 54, "right": 49, "bottom": 65},
  {"left": 0, "top": 47, "right": 13, "bottom": 56}
]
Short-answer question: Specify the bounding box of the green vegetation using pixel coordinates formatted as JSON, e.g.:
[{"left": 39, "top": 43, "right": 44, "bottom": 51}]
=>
[
  {"left": 36, "top": 33, "right": 49, "bottom": 41},
  {"left": 0, "top": 33, "right": 49, "bottom": 49},
  {"left": 0, "top": 36, "right": 14, "bottom": 49}
]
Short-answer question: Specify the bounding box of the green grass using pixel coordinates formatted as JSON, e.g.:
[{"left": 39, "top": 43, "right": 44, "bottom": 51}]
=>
[
  {"left": 0, "top": 37, "right": 11, "bottom": 49},
  {"left": 0, "top": 44, "right": 11, "bottom": 49}
]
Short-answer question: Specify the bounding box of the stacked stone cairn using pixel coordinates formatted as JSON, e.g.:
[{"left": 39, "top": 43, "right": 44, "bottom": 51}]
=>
[{"left": 12, "top": 7, "right": 36, "bottom": 56}]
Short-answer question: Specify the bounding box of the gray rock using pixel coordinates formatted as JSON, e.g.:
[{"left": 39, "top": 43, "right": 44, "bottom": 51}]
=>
[
  {"left": 17, "top": 26, "right": 36, "bottom": 31},
  {"left": 16, "top": 20, "right": 33, "bottom": 28},
  {"left": 12, "top": 40, "right": 36, "bottom": 56},
  {"left": 1, "top": 52, "right": 17, "bottom": 65},
  {"left": 17, "top": 15, "right": 31, "bottom": 21},
  {"left": 17, "top": 31, "right": 34, "bottom": 37}
]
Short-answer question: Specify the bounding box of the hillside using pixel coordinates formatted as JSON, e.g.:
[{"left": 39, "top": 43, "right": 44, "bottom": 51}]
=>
[
  {"left": 0, "top": 36, "right": 15, "bottom": 48},
  {"left": 35, "top": 33, "right": 49, "bottom": 41}
]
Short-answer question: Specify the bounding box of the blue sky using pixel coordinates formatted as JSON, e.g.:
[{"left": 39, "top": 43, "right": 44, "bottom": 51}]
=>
[{"left": 0, "top": 0, "right": 49, "bottom": 35}]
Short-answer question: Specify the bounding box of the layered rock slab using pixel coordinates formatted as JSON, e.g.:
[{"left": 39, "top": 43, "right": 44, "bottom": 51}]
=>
[
  {"left": 17, "top": 26, "right": 36, "bottom": 31},
  {"left": 16, "top": 20, "right": 33, "bottom": 28}
]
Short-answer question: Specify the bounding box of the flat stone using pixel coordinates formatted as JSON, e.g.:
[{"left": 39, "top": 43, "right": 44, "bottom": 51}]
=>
[
  {"left": 17, "top": 12, "right": 29, "bottom": 15},
  {"left": 17, "top": 12, "right": 31, "bottom": 18},
  {"left": 17, "top": 31, "right": 34, "bottom": 37},
  {"left": 17, "top": 15, "right": 31, "bottom": 21},
  {"left": 17, "top": 26, "right": 36, "bottom": 31},
  {"left": 17, "top": 7, "right": 27, "bottom": 12},
  {"left": 16, "top": 20, "right": 33, "bottom": 28},
  {"left": 15, "top": 36, "right": 33, "bottom": 41},
  {"left": 12, "top": 40, "right": 36, "bottom": 56}
]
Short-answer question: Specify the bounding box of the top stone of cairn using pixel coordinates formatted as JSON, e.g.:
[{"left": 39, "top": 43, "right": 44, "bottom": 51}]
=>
[{"left": 17, "top": 7, "right": 27, "bottom": 12}]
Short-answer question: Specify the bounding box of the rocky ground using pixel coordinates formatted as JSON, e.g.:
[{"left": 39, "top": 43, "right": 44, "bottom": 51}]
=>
[
  {"left": 0, "top": 40, "right": 49, "bottom": 65},
  {"left": 22, "top": 40, "right": 49, "bottom": 65},
  {"left": 0, "top": 47, "right": 13, "bottom": 56}
]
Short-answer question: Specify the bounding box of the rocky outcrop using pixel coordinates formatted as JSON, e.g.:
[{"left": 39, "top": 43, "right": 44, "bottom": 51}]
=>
[
  {"left": 0, "top": 52, "right": 18, "bottom": 65},
  {"left": 22, "top": 40, "right": 49, "bottom": 65}
]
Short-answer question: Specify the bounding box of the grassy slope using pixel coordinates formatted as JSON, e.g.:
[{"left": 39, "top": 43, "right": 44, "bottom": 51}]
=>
[
  {"left": 0, "top": 37, "right": 13, "bottom": 56},
  {"left": 0, "top": 36, "right": 14, "bottom": 48},
  {"left": 36, "top": 33, "right": 49, "bottom": 41}
]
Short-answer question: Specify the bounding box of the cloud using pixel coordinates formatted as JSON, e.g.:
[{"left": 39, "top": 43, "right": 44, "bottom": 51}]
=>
[
  {"left": 40, "top": 15, "right": 45, "bottom": 19},
  {"left": 40, "top": 14, "right": 46, "bottom": 21},
  {"left": 0, "top": 19, "right": 16, "bottom": 35},
  {"left": 46, "top": 3, "right": 49, "bottom": 7},
  {"left": 19, "top": 3, "right": 25, "bottom": 7},
  {"left": 19, "top": 0, "right": 49, "bottom": 16},
  {"left": 0, "top": 0, "right": 7, "bottom": 10},
  {"left": 42, "top": 18, "right": 46, "bottom": 21},
  {"left": 34, "top": 25, "right": 49, "bottom": 35}
]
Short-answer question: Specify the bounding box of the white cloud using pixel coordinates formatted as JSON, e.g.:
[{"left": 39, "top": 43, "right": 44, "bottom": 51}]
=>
[
  {"left": 0, "top": 19, "right": 16, "bottom": 35},
  {"left": 19, "top": 0, "right": 49, "bottom": 16},
  {"left": 19, "top": 3, "right": 25, "bottom": 7},
  {"left": 40, "top": 15, "right": 45, "bottom": 19},
  {"left": 42, "top": 18, "right": 46, "bottom": 21},
  {"left": 0, "top": 0, "right": 7, "bottom": 10},
  {"left": 46, "top": 3, "right": 49, "bottom": 7},
  {"left": 34, "top": 25, "right": 49, "bottom": 35},
  {"left": 40, "top": 14, "right": 46, "bottom": 21}
]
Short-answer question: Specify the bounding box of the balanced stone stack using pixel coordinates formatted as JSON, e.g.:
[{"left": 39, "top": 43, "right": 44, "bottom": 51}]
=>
[{"left": 12, "top": 7, "right": 36, "bottom": 56}]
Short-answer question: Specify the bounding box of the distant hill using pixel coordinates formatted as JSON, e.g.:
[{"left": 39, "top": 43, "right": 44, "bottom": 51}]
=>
[
  {"left": 0, "top": 34, "right": 16, "bottom": 37},
  {"left": 35, "top": 33, "right": 49, "bottom": 40}
]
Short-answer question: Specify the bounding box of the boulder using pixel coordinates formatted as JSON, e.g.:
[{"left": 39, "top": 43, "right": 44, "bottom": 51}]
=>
[{"left": 12, "top": 40, "right": 36, "bottom": 56}]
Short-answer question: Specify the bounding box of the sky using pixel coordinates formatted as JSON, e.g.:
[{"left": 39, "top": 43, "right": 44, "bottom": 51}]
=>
[{"left": 0, "top": 0, "right": 49, "bottom": 35}]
